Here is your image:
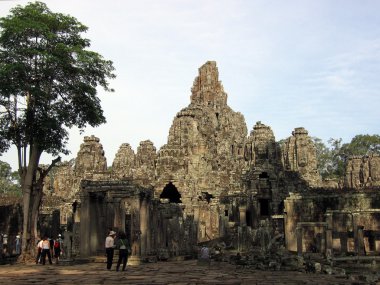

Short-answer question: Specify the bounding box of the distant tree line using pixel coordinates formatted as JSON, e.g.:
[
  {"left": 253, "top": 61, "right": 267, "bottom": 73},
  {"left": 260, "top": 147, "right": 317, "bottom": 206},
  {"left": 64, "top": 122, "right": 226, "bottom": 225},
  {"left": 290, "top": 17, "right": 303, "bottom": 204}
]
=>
[{"left": 312, "top": 134, "right": 380, "bottom": 180}]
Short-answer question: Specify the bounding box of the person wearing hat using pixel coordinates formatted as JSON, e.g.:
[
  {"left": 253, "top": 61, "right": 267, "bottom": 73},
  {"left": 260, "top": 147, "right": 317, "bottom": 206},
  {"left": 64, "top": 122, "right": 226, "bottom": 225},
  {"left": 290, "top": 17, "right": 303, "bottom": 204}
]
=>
[
  {"left": 15, "top": 234, "right": 21, "bottom": 255},
  {"left": 2, "top": 234, "right": 8, "bottom": 256},
  {"left": 105, "top": 230, "right": 116, "bottom": 270}
]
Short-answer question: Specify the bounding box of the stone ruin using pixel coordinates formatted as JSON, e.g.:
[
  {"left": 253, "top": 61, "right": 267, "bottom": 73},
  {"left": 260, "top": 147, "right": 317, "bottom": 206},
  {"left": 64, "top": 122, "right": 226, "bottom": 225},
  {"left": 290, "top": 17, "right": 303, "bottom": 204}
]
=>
[{"left": 2, "top": 62, "right": 380, "bottom": 276}]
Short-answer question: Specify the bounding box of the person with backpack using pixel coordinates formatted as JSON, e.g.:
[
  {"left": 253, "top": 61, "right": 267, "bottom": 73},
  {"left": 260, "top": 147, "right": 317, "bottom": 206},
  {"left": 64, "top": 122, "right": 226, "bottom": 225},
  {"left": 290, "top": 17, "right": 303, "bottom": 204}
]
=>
[
  {"left": 115, "top": 231, "right": 130, "bottom": 272},
  {"left": 53, "top": 234, "right": 63, "bottom": 264}
]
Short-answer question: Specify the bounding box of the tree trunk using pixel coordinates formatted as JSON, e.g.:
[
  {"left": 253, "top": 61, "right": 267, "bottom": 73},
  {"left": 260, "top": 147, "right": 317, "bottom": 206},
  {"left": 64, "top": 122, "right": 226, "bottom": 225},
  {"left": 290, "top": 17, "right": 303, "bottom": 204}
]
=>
[{"left": 20, "top": 145, "right": 41, "bottom": 262}]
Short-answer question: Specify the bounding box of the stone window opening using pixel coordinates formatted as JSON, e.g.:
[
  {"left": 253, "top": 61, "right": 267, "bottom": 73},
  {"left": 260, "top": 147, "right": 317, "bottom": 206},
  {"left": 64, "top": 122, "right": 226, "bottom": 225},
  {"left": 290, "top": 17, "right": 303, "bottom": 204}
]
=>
[
  {"left": 224, "top": 210, "right": 228, "bottom": 217},
  {"left": 259, "top": 172, "right": 269, "bottom": 179},
  {"left": 160, "top": 182, "right": 182, "bottom": 203},
  {"left": 198, "top": 192, "right": 214, "bottom": 203}
]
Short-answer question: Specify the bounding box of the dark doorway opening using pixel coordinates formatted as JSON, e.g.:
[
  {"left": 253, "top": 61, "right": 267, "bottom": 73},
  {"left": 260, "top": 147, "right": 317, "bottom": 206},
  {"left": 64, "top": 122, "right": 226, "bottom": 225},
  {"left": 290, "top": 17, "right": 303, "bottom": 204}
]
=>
[
  {"left": 259, "top": 199, "right": 270, "bottom": 216},
  {"left": 125, "top": 214, "right": 132, "bottom": 242},
  {"left": 259, "top": 172, "right": 269, "bottom": 178},
  {"left": 246, "top": 210, "right": 252, "bottom": 227},
  {"left": 160, "top": 182, "right": 182, "bottom": 203},
  {"left": 278, "top": 201, "right": 284, "bottom": 214}
]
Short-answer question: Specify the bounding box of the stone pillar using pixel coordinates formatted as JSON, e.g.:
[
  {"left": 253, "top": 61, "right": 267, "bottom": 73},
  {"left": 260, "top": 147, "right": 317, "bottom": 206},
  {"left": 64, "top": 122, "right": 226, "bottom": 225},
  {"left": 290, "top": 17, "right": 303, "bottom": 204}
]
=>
[
  {"left": 296, "top": 225, "right": 303, "bottom": 256},
  {"left": 325, "top": 212, "right": 333, "bottom": 256},
  {"left": 79, "top": 193, "right": 90, "bottom": 257},
  {"left": 114, "top": 199, "right": 122, "bottom": 230},
  {"left": 352, "top": 213, "right": 359, "bottom": 254},
  {"left": 193, "top": 205, "right": 200, "bottom": 242},
  {"left": 106, "top": 199, "right": 115, "bottom": 231},
  {"left": 252, "top": 199, "right": 259, "bottom": 228},
  {"left": 320, "top": 226, "right": 326, "bottom": 254},
  {"left": 239, "top": 206, "right": 247, "bottom": 226},
  {"left": 357, "top": 226, "right": 365, "bottom": 255},
  {"left": 140, "top": 198, "right": 148, "bottom": 256},
  {"left": 73, "top": 202, "right": 81, "bottom": 257},
  {"left": 128, "top": 198, "right": 142, "bottom": 265}
]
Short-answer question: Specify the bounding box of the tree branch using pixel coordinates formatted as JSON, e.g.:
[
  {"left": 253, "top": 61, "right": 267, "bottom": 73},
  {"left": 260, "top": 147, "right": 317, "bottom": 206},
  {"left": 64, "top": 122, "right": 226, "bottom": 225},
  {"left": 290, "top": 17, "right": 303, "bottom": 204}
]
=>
[{"left": 36, "top": 156, "right": 61, "bottom": 185}]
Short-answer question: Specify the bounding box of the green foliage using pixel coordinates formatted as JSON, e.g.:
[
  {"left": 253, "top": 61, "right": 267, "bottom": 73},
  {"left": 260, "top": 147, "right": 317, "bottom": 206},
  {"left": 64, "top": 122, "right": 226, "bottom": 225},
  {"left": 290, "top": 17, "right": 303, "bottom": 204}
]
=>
[
  {"left": 312, "top": 135, "right": 380, "bottom": 180},
  {"left": 340, "top": 134, "right": 380, "bottom": 157},
  {"left": 0, "top": 160, "right": 21, "bottom": 195},
  {"left": 0, "top": 1, "right": 115, "bottom": 157},
  {"left": 312, "top": 137, "right": 333, "bottom": 179}
]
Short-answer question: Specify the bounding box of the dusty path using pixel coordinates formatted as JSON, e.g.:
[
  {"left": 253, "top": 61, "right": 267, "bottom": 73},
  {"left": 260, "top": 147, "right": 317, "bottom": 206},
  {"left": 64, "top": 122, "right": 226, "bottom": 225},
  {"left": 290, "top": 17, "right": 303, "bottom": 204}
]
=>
[{"left": 0, "top": 259, "right": 374, "bottom": 284}]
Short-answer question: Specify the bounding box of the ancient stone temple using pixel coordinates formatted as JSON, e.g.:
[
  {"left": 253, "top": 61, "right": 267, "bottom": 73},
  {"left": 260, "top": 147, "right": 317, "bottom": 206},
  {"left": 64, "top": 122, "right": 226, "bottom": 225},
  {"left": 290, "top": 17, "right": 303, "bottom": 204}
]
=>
[{"left": 28, "top": 61, "right": 380, "bottom": 262}]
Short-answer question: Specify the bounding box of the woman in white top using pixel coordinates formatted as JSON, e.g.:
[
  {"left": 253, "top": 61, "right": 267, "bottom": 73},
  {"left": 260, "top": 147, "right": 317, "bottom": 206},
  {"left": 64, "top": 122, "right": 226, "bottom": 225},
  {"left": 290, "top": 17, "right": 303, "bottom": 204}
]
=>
[{"left": 105, "top": 231, "right": 116, "bottom": 270}]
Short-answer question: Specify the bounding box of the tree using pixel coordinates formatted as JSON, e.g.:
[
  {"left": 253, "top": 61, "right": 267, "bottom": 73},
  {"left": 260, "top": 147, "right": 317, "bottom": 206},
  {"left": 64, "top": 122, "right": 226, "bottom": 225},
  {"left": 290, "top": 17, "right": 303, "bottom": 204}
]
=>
[
  {"left": 327, "top": 138, "right": 345, "bottom": 178},
  {"left": 0, "top": 2, "right": 115, "bottom": 258},
  {"left": 311, "top": 135, "right": 380, "bottom": 181},
  {"left": 0, "top": 160, "right": 21, "bottom": 195},
  {"left": 340, "top": 134, "right": 380, "bottom": 157},
  {"left": 312, "top": 137, "right": 333, "bottom": 179}
]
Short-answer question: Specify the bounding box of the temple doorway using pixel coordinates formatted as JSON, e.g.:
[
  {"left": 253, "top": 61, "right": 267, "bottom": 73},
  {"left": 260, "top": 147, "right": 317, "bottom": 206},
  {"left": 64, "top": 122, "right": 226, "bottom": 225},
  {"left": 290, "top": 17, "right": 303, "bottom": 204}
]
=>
[{"left": 160, "top": 182, "right": 182, "bottom": 203}]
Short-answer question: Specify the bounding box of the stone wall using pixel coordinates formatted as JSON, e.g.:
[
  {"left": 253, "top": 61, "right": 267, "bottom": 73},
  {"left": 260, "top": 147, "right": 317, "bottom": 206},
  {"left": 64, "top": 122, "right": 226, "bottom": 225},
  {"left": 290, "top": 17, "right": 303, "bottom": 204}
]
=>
[
  {"left": 285, "top": 191, "right": 380, "bottom": 253},
  {"left": 345, "top": 154, "right": 380, "bottom": 188}
]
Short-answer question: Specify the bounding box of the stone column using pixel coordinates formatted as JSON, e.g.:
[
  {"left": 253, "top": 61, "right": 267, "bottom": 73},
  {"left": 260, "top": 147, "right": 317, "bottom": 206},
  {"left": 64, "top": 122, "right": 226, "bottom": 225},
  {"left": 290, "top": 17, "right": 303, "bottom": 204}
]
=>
[
  {"left": 140, "top": 198, "right": 148, "bottom": 256},
  {"left": 352, "top": 212, "right": 359, "bottom": 254},
  {"left": 72, "top": 202, "right": 81, "bottom": 258},
  {"left": 113, "top": 198, "right": 122, "bottom": 230},
  {"left": 239, "top": 206, "right": 247, "bottom": 226},
  {"left": 296, "top": 225, "right": 303, "bottom": 256},
  {"left": 357, "top": 226, "right": 365, "bottom": 255},
  {"left": 128, "top": 198, "right": 142, "bottom": 265},
  {"left": 325, "top": 212, "right": 333, "bottom": 256},
  {"left": 79, "top": 193, "right": 90, "bottom": 257},
  {"left": 320, "top": 225, "right": 326, "bottom": 254}
]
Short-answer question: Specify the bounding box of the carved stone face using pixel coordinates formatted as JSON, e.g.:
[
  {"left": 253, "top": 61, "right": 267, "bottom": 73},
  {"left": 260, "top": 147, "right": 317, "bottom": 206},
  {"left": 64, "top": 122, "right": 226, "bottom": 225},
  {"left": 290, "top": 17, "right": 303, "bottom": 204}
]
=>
[{"left": 123, "top": 201, "right": 131, "bottom": 214}]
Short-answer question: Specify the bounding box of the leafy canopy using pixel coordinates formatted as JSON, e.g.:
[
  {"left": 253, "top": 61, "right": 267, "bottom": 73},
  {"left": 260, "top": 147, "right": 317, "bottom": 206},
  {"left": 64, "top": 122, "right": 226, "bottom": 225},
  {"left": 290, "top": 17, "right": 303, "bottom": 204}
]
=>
[
  {"left": 0, "top": 1, "right": 115, "bottom": 156},
  {"left": 0, "top": 160, "right": 21, "bottom": 195},
  {"left": 312, "top": 135, "right": 380, "bottom": 179}
]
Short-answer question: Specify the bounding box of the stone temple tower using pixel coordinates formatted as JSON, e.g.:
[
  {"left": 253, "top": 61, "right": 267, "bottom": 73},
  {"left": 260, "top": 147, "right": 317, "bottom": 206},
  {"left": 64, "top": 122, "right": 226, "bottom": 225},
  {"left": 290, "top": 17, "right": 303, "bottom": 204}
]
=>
[{"left": 155, "top": 61, "right": 248, "bottom": 240}]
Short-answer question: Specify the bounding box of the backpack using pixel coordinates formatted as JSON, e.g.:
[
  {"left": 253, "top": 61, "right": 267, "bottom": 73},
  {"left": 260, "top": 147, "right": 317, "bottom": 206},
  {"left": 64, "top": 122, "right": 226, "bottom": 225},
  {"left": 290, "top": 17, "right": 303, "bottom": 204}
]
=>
[{"left": 54, "top": 240, "right": 60, "bottom": 248}]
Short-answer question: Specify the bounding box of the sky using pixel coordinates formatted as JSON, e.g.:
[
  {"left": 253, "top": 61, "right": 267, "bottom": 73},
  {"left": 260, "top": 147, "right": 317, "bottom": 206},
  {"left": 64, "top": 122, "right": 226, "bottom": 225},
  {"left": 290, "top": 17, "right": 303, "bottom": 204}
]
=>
[{"left": 0, "top": 0, "right": 379, "bottom": 170}]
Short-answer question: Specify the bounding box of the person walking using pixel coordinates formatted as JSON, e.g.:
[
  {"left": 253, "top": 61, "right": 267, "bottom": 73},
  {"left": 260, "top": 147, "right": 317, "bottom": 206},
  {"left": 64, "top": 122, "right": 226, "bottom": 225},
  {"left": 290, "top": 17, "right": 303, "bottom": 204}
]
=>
[
  {"left": 53, "top": 234, "right": 63, "bottom": 264},
  {"left": 115, "top": 231, "right": 130, "bottom": 272},
  {"left": 15, "top": 234, "right": 21, "bottom": 255},
  {"left": 105, "top": 230, "right": 116, "bottom": 270},
  {"left": 40, "top": 236, "right": 53, "bottom": 265}
]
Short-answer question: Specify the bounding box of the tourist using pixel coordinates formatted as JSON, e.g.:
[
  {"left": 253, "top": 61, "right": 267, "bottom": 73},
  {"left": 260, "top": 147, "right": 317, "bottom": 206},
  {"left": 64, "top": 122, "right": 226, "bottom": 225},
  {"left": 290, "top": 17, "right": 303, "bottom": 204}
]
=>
[
  {"left": 40, "top": 236, "right": 53, "bottom": 265},
  {"left": 105, "top": 230, "right": 116, "bottom": 270},
  {"left": 115, "top": 231, "right": 130, "bottom": 271},
  {"left": 54, "top": 234, "right": 63, "bottom": 264},
  {"left": 198, "top": 244, "right": 210, "bottom": 266},
  {"left": 2, "top": 234, "right": 8, "bottom": 256},
  {"left": 35, "top": 238, "right": 43, "bottom": 264},
  {"left": 15, "top": 234, "right": 21, "bottom": 255}
]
